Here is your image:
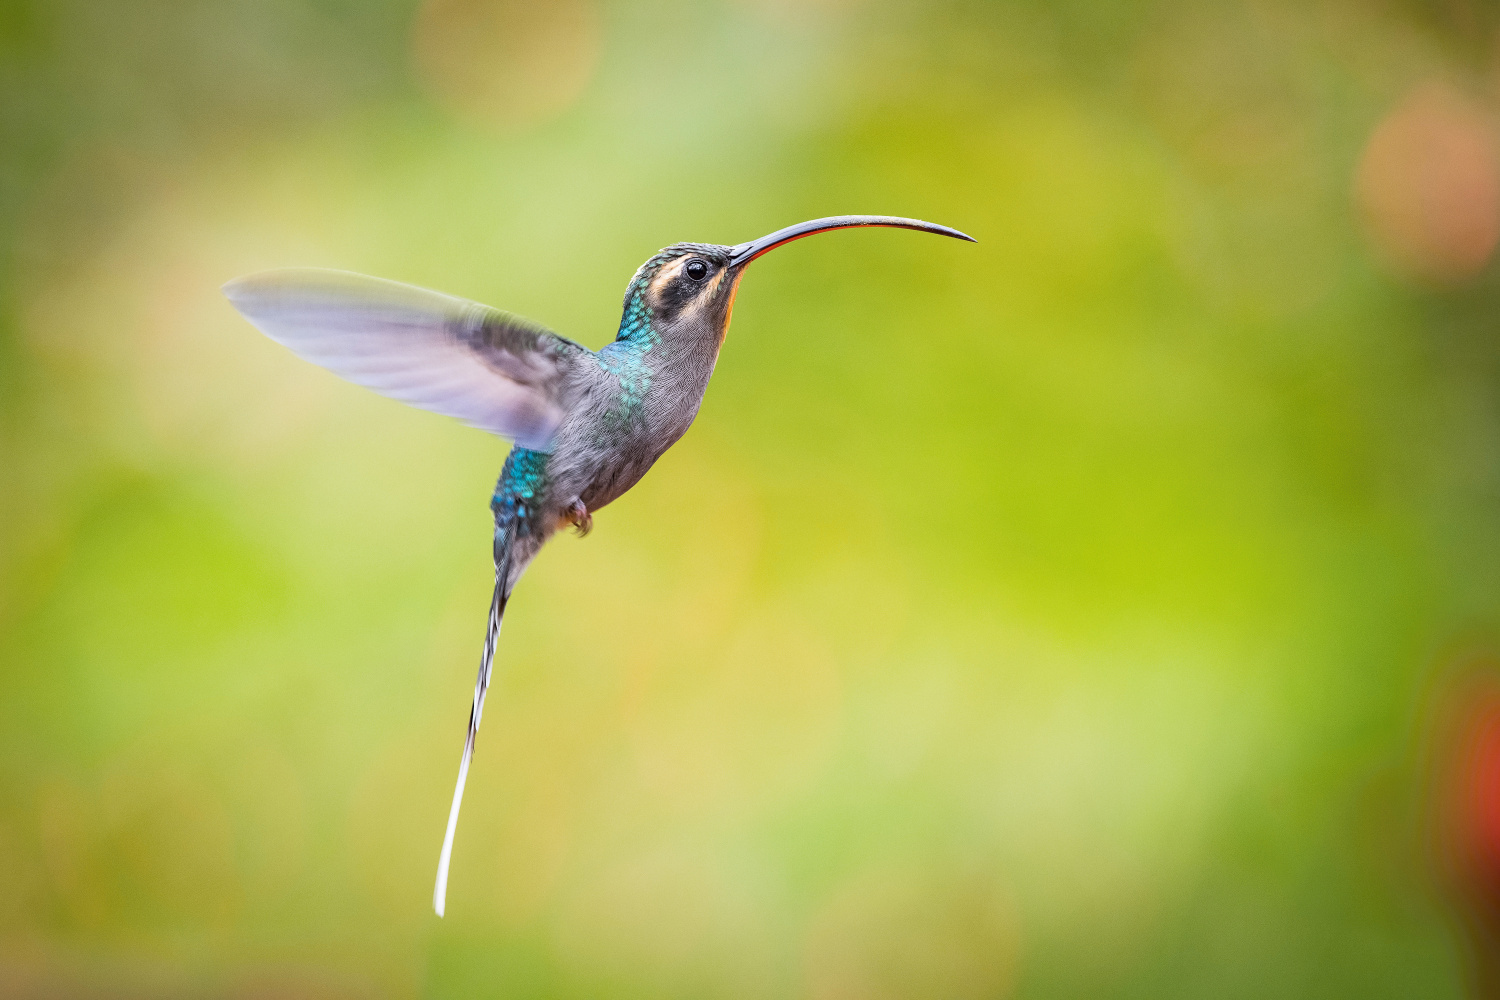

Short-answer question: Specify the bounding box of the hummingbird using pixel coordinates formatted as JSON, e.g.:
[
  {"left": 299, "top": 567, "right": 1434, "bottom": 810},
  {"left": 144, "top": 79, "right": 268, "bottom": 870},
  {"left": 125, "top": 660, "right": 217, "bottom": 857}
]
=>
[{"left": 222, "top": 215, "right": 975, "bottom": 916}]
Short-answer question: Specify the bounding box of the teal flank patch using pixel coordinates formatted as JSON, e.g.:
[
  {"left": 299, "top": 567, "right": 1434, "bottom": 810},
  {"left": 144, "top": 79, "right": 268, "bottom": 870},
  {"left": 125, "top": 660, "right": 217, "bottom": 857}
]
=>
[{"left": 492, "top": 447, "right": 550, "bottom": 540}]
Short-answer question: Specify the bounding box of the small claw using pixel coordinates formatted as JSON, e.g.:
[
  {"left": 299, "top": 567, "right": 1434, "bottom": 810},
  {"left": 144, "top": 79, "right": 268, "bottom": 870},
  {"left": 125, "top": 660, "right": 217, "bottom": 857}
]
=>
[{"left": 564, "top": 498, "right": 593, "bottom": 536}]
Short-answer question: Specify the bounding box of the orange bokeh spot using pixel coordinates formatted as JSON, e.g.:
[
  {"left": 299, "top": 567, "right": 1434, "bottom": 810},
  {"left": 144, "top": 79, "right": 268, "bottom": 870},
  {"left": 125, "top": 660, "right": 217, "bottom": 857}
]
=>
[{"left": 412, "top": 0, "right": 601, "bottom": 131}]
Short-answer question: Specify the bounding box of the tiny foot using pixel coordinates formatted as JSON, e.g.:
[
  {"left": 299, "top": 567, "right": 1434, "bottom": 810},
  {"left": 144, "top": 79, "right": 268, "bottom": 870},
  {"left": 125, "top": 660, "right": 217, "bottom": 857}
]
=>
[{"left": 564, "top": 498, "right": 593, "bottom": 537}]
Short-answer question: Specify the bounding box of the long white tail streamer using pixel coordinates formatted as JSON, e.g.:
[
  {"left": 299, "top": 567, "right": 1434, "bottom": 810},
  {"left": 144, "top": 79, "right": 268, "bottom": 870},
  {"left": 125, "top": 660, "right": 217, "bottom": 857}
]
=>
[
  {"left": 433, "top": 738, "right": 472, "bottom": 917},
  {"left": 433, "top": 568, "right": 506, "bottom": 917}
]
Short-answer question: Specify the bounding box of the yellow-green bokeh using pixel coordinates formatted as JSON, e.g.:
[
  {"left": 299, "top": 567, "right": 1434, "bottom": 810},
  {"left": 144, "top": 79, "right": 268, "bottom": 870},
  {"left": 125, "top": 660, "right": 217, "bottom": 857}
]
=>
[{"left": 4, "top": 1, "right": 1500, "bottom": 997}]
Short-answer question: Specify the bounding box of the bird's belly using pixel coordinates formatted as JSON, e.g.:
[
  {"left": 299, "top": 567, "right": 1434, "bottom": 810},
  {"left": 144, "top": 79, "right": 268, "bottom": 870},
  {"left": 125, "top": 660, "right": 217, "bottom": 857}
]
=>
[
  {"left": 577, "top": 411, "right": 697, "bottom": 510},
  {"left": 568, "top": 369, "right": 708, "bottom": 513},
  {"left": 578, "top": 450, "right": 662, "bottom": 511}
]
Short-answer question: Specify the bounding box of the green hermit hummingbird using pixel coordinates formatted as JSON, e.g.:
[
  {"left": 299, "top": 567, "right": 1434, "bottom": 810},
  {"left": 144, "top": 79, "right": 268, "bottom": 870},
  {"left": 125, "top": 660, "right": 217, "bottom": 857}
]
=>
[{"left": 223, "top": 215, "right": 975, "bottom": 915}]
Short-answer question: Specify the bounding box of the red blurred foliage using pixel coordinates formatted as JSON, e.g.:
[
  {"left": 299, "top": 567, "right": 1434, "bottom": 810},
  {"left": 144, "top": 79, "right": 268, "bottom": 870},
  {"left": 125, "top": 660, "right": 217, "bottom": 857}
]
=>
[{"left": 1435, "top": 667, "right": 1500, "bottom": 998}]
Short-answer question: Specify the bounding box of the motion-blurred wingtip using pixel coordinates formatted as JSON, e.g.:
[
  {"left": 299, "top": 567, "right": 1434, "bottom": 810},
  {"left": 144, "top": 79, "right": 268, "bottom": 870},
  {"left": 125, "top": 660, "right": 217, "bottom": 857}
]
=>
[{"left": 221, "top": 272, "right": 275, "bottom": 306}]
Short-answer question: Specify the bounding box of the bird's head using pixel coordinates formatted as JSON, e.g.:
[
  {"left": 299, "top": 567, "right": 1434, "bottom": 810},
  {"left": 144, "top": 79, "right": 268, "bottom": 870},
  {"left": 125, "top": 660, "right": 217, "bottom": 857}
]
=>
[{"left": 618, "top": 216, "right": 975, "bottom": 349}]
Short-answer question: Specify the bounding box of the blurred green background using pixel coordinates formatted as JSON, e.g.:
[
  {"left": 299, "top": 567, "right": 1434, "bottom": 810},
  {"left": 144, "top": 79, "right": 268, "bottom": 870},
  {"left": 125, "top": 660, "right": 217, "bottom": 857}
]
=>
[{"left": 7, "top": 0, "right": 1500, "bottom": 996}]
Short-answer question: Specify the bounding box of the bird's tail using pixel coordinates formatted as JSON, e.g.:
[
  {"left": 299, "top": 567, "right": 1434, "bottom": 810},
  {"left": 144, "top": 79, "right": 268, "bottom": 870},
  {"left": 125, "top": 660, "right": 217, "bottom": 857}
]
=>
[{"left": 433, "top": 550, "right": 510, "bottom": 917}]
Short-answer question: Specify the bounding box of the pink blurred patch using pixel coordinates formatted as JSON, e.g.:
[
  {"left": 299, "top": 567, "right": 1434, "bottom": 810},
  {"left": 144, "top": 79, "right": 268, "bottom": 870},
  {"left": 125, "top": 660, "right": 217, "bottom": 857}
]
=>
[{"left": 1355, "top": 81, "right": 1500, "bottom": 285}]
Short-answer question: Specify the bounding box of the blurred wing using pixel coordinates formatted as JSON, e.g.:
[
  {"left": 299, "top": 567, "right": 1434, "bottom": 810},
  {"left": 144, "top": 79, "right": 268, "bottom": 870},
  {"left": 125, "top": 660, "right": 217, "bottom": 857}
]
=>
[{"left": 223, "top": 268, "right": 584, "bottom": 450}]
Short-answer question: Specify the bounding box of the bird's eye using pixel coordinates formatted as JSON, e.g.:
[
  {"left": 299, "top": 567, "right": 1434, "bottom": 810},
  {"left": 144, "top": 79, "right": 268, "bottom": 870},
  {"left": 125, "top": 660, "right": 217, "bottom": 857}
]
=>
[{"left": 685, "top": 259, "right": 708, "bottom": 281}]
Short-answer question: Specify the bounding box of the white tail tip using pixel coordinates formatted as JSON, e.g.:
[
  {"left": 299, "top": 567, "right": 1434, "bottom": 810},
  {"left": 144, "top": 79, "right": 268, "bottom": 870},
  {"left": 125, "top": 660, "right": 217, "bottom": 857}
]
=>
[{"left": 433, "top": 741, "right": 473, "bottom": 917}]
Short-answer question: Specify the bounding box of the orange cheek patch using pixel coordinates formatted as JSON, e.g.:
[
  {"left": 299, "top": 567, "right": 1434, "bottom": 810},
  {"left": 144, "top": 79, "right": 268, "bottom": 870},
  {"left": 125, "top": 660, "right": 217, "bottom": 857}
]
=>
[{"left": 719, "top": 274, "right": 743, "bottom": 346}]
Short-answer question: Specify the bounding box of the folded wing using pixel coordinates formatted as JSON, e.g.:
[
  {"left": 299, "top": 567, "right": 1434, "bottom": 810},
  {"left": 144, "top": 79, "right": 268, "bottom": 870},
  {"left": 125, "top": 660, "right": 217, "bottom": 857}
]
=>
[{"left": 223, "top": 268, "right": 583, "bottom": 450}]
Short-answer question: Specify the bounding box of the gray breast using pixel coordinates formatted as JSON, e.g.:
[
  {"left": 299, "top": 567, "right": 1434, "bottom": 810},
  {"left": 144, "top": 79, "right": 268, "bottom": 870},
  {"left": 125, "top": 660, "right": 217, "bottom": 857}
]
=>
[{"left": 576, "top": 335, "right": 721, "bottom": 511}]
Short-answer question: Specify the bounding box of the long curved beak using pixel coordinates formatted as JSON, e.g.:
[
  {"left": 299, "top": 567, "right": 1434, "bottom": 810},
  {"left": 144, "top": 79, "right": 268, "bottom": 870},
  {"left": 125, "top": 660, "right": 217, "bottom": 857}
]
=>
[{"left": 726, "top": 215, "right": 976, "bottom": 268}]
